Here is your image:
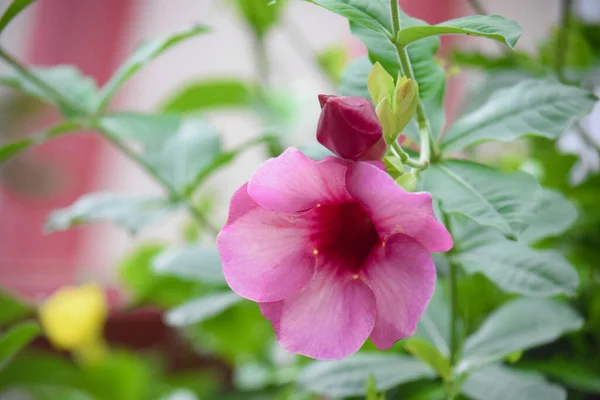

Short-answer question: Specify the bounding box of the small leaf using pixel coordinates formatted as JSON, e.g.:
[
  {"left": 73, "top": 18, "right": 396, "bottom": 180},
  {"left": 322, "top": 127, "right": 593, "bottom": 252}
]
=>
[
  {"left": 520, "top": 189, "right": 578, "bottom": 244},
  {"left": 397, "top": 15, "right": 522, "bottom": 48},
  {"left": 0, "top": 66, "right": 99, "bottom": 116},
  {"left": 0, "top": 321, "right": 41, "bottom": 370},
  {"left": 420, "top": 160, "right": 540, "bottom": 237},
  {"left": 0, "top": 0, "right": 35, "bottom": 34},
  {"left": 46, "top": 192, "right": 172, "bottom": 235},
  {"left": 459, "top": 298, "right": 583, "bottom": 372},
  {"left": 160, "top": 79, "right": 254, "bottom": 113},
  {"left": 165, "top": 291, "right": 242, "bottom": 327},
  {"left": 310, "top": 0, "right": 392, "bottom": 35},
  {"left": 463, "top": 364, "right": 567, "bottom": 400},
  {"left": 153, "top": 245, "right": 225, "bottom": 285},
  {"left": 450, "top": 215, "right": 580, "bottom": 297},
  {"left": 404, "top": 338, "right": 451, "bottom": 381},
  {"left": 404, "top": 81, "right": 446, "bottom": 143},
  {"left": 0, "top": 121, "right": 81, "bottom": 163},
  {"left": 298, "top": 353, "right": 434, "bottom": 397},
  {"left": 442, "top": 79, "right": 597, "bottom": 151},
  {"left": 98, "top": 114, "right": 222, "bottom": 193},
  {"left": 98, "top": 25, "right": 209, "bottom": 110}
]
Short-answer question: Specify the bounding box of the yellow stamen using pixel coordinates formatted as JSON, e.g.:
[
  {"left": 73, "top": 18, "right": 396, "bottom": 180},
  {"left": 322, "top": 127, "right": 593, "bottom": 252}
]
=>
[
  {"left": 313, "top": 249, "right": 319, "bottom": 255},
  {"left": 352, "top": 274, "right": 360, "bottom": 280}
]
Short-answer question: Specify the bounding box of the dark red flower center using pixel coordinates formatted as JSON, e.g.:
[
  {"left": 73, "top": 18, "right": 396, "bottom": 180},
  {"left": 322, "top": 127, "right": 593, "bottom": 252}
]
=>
[{"left": 310, "top": 202, "right": 380, "bottom": 272}]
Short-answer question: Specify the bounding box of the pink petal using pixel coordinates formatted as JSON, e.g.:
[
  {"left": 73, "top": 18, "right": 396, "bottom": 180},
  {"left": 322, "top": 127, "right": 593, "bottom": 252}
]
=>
[
  {"left": 347, "top": 162, "right": 453, "bottom": 252},
  {"left": 260, "top": 268, "right": 376, "bottom": 360},
  {"left": 361, "top": 234, "right": 437, "bottom": 349},
  {"left": 225, "top": 183, "right": 258, "bottom": 225},
  {"left": 248, "top": 148, "right": 352, "bottom": 213},
  {"left": 217, "top": 207, "right": 315, "bottom": 302}
]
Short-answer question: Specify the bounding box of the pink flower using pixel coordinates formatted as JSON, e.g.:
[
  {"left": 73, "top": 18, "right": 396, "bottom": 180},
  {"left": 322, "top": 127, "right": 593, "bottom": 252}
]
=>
[
  {"left": 217, "top": 149, "right": 452, "bottom": 360},
  {"left": 317, "top": 95, "right": 387, "bottom": 161}
]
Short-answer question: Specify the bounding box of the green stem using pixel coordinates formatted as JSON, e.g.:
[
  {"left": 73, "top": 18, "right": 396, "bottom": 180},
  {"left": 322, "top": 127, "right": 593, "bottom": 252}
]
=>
[
  {"left": 449, "top": 258, "right": 460, "bottom": 366},
  {"left": 389, "top": 0, "right": 400, "bottom": 39},
  {"left": 388, "top": 0, "right": 439, "bottom": 164},
  {"left": 0, "top": 47, "right": 83, "bottom": 116},
  {"left": 392, "top": 142, "right": 428, "bottom": 169},
  {"left": 442, "top": 212, "right": 461, "bottom": 399},
  {"left": 102, "top": 133, "right": 219, "bottom": 235},
  {"left": 556, "top": 0, "right": 573, "bottom": 83}
]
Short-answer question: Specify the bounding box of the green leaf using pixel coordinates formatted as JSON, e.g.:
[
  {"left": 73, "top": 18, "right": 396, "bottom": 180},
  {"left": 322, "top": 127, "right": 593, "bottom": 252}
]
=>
[
  {"left": 81, "top": 351, "right": 154, "bottom": 400},
  {"left": 0, "top": 321, "right": 41, "bottom": 370},
  {"left": 0, "top": 66, "right": 99, "bottom": 116},
  {"left": 98, "top": 114, "right": 222, "bottom": 193},
  {"left": 457, "top": 70, "right": 533, "bottom": 116},
  {"left": 340, "top": 57, "right": 372, "bottom": 99},
  {"left": 98, "top": 25, "right": 209, "bottom": 110},
  {"left": 232, "top": 0, "right": 287, "bottom": 38},
  {"left": 310, "top": 0, "right": 392, "bottom": 35},
  {"left": 451, "top": 49, "right": 545, "bottom": 73},
  {"left": 0, "top": 290, "right": 32, "bottom": 327},
  {"left": 28, "top": 386, "right": 95, "bottom": 400},
  {"left": 518, "top": 358, "right": 600, "bottom": 393},
  {"left": 404, "top": 338, "right": 451, "bottom": 381},
  {"left": 0, "top": 352, "right": 80, "bottom": 394},
  {"left": 160, "top": 79, "right": 254, "bottom": 114},
  {"left": 463, "top": 364, "right": 566, "bottom": 400},
  {"left": 298, "top": 353, "right": 434, "bottom": 397},
  {"left": 119, "top": 243, "right": 207, "bottom": 308},
  {"left": 450, "top": 215, "right": 580, "bottom": 297},
  {"left": 420, "top": 160, "right": 540, "bottom": 238},
  {"left": 539, "top": 27, "right": 596, "bottom": 70},
  {"left": 165, "top": 291, "right": 242, "bottom": 327},
  {"left": 441, "top": 79, "right": 597, "bottom": 151},
  {"left": 153, "top": 245, "right": 225, "bottom": 285},
  {"left": 0, "top": 0, "right": 36, "bottom": 34},
  {"left": 191, "top": 301, "right": 273, "bottom": 363},
  {"left": 520, "top": 189, "right": 578, "bottom": 244},
  {"left": 459, "top": 298, "right": 583, "bottom": 372},
  {"left": 45, "top": 192, "right": 172, "bottom": 235},
  {"left": 415, "top": 284, "right": 450, "bottom": 356},
  {"left": 0, "top": 121, "right": 81, "bottom": 163},
  {"left": 350, "top": 17, "right": 444, "bottom": 100},
  {"left": 397, "top": 15, "right": 521, "bottom": 47}
]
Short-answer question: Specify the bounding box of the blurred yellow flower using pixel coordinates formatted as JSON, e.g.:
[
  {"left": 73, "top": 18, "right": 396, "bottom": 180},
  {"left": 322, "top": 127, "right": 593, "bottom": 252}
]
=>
[{"left": 39, "top": 283, "right": 108, "bottom": 364}]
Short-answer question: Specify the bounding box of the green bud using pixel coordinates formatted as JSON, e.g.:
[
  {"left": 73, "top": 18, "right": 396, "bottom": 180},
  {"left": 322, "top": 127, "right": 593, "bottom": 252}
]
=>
[
  {"left": 384, "top": 155, "right": 404, "bottom": 177},
  {"left": 396, "top": 172, "right": 417, "bottom": 192},
  {"left": 374, "top": 96, "right": 396, "bottom": 144},
  {"left": 367, "top": 62, "right": 394, "bottom": 106},
  {"left": 392, "top": 77, "right": 418, "bottom": 137}
]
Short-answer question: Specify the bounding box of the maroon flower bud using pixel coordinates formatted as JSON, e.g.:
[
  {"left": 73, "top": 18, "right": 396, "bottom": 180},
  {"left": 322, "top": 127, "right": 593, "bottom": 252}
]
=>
[{"left": 317, "top": 95, "right": 386, "bottom": 161}]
